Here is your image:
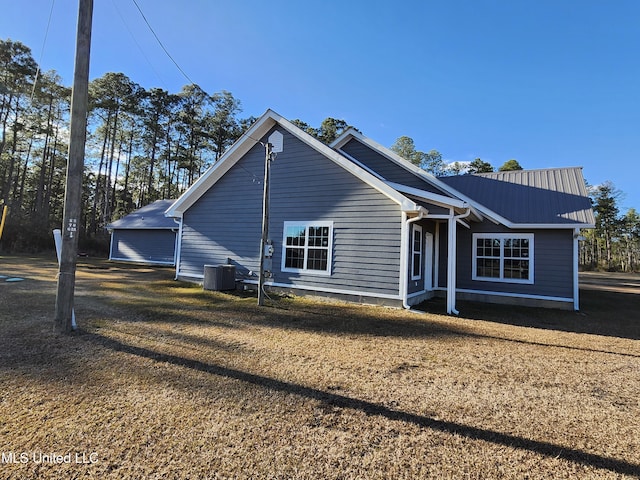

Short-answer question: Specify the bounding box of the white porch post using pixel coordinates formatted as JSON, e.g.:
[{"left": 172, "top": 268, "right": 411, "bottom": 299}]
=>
[
  {"left": 399, "top": 212, "right": 408, "bottom": 306},
  {"left": 446, "top": 211, "right": 458, "bottom": 315},
  {"left": 573, "top": 228, "right": 580, "bottom": 311}
]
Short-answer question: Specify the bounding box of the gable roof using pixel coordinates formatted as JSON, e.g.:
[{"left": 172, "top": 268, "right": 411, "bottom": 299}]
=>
[
  {"left": 333, "top": 129, "right": 594, "bottom": 229},
  {"left": 439, "top": 168, "right": 596, "bottom": 227},
  {"left": 165, "top": 110, "right": 423, "bottom": 218},
  {"left": 332, "top": 129, "right": 484, "bottom": 218},
  {"left": 332, "top": 128, "right": 465, "bottom": 200},
  {"left": 107, "top": 199, "right": 177, "bottom": 230}
]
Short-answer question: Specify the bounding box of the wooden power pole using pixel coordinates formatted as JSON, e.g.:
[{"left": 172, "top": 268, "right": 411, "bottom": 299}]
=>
[
  {"left": 257, "top": 142, "right": 272, "bottom": 306},
  {"left": 54, "top": 0, "right": 93, "bottom": 333}
]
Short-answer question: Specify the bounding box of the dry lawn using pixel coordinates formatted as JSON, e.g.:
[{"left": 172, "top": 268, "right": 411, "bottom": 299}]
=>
[{"left": 0, "top": 255, "right": 639, "bottom": 479}]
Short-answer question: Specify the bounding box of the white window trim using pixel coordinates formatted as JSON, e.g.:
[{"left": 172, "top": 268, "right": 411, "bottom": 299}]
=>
[
  {"left": 472, "top": 233, "right": 534, "bottom": 284},
  {"left": 281, "top": 221, "right": 333, "bottom": 276},
  {"left": 411, "top": 224, "right": 423, "bottom": 281}
]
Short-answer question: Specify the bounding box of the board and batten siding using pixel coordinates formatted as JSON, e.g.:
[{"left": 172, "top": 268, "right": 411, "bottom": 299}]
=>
[
  {"left": 453, "top": 223, "right": 574, "bottom": 299},
  {"left": 110, "top": 229, "right": 176, "bottom": 265},
  {"left": 178, "top": 128, "right": 404, "bottom": 299}
]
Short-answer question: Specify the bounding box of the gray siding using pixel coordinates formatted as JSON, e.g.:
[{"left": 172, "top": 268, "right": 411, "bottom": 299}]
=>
[
  {"left": 339, "top": 138, "right": 448, "bottom": 194},
  {"left": 179, "top": 128, "right": 404, "bottom": 298},
  {"left": 448, "top": 222, "right": 574, "bottom": 299},
  {"left": 110, "top": 229, "right": 176, "bottom": 265}
]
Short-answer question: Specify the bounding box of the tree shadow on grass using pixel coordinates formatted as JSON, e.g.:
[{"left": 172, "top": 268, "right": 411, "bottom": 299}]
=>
[
  {"left": 79, "top": 330, "right": 640, "bottom": 478},
  {"left": 244, "top": 301, "right": 470, "bottom": 338}
]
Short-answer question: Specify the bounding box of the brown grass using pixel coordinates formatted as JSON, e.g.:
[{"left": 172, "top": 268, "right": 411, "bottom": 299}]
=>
[{"left": 1, "top": 255, "right": 639, "bottom": 479}]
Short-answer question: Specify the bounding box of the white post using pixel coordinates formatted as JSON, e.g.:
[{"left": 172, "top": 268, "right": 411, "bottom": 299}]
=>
[
  {"left": 573, "top": 228, "right": 580, "bottom": 311},
  {"left": 446, "top": 212, "right": 458, "bottom": 315}
]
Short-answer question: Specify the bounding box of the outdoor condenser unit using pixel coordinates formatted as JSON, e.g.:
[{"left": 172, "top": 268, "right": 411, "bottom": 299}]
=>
[{"left": 203, "top": 264, "right": 236, "bottom": 291}]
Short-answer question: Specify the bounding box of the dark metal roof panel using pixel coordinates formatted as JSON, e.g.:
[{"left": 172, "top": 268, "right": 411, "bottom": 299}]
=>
[
  {"left": 439, "top": 167, "right": 595, "bottom": 226},
  {"left": 107, "top": 199, "right": 177, "bottom": 230}
]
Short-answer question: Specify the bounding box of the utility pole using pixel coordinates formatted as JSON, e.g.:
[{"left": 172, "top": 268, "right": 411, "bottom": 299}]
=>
[
  {"left": 54, "top": 0, "right": 93, "bottom": 333},
  {"left": 257, "top": 142, "right": 272, "bottom": 306}
]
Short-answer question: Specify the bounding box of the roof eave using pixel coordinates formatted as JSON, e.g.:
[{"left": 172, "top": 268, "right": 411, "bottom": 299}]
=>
[
  {"left": 165, "top": 110, "right": 282, "bottom": 218},
  {"left": 165, "top": 110, "right": 420, "bottom": 217}
]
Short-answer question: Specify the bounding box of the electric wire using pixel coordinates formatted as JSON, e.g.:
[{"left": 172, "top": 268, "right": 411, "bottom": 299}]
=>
[
  {"left": 111, "top": 0, "right": 165, "bottom": 86},
  {"left": 30, "top": 0, "right": 56, "bottom": 101},
  {"left": 130, "top": 0, "right": 196, "bottom": 86}
]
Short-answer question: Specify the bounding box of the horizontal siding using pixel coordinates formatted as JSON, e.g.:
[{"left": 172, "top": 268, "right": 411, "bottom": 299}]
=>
[
  {"left": 111, "top": 230, "right": 176, "bottom": 265},
  {"left": 179, "top": 128, "right": 403, "bottom": 298},
  {"left": 455, "top": 223, "right": 574, "bottom": 298}
]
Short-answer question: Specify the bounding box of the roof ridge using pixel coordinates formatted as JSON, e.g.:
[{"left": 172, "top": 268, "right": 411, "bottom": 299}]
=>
[{"left": 473, "top": 166, "right": 583, "bottom": 177}]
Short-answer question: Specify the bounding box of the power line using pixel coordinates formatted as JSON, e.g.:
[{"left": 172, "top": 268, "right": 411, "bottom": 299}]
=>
[
  {"left": 111, "top": 0, "right": 165, "bottom": 86},
  {"left": 30, "top": 0, "right": 56, "bottom": 100},
  {"left": 130, "top": 0, "right": 196, "bottom": 86}
]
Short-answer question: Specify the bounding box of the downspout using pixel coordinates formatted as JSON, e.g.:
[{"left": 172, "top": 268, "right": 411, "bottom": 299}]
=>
[
  {"left": 402, "top": 208, "right": 427, "bottom": 309},
  {"left": 173, "top": 216, "right": 183, "bottom": 280},
  {"left": 446, "top": 206, "right": 472, "bottom": 315},
  {"left": 573, "top": 228, "right": 584, "bottom": 311},
  {"left": 107, "top": 227, "right": 114, "bottom": 261}
]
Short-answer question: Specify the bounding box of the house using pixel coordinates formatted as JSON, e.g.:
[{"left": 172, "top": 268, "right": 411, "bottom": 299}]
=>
[
  {"left": 107, "top": 199, "right": 178, "bottom": 265},
  {"left": 165, "top": 110, "right": 595, "bottom": 313}
]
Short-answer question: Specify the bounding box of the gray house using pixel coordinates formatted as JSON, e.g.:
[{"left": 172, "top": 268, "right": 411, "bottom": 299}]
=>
[
  {"left": 165, "top": 110, "right": 595, "bottom": 313},
  {"left": 107, "top": 199, "right": 178, "bottom": 265}
]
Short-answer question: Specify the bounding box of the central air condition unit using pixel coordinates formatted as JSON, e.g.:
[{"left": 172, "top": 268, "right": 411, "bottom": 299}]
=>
[{"left": 203, "top": 264, "right": 236, "bottom": 291}]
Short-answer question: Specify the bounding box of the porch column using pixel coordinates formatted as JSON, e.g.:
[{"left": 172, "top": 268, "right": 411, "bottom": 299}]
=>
[
  {"left": 446, "top": 212, "right": 457, "bottom": 315},
  {"left": 573, "top": 228, "right": 580, "bottom": 311}
]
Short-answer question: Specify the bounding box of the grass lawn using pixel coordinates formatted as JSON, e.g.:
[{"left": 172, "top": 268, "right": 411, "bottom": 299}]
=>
[{"left": 1, "top": 255, "right": 639, "bottom": 479}]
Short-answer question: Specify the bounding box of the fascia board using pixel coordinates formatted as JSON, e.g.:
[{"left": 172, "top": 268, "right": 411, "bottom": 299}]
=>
[
  {"left": 505, "top": 222, "right": 596, "bottom": 230},
  {"left": 165, "top": 111, "right": 279, "bottom": 218},
  {"left": 166, "top": 110, "right": 420, "bottom": 217},
  {"left": 387, "top": 181, "right": 467, "bottom": 209},
  {"left": 268, "top": 114, "right": 421, "bottom": 213},
  {"left": 330, "top": 128, "right": 360, "bottom": 149},
  {"left": 333, "top": 130, "right": 596, "bottom": 231},
  {"left": 110, "top": 226, "right": 176, "bottom": 230},
  {"left": 332, "top": 130, "right": 464, "bottom": 195},
  {"left": 332, "top": 130, "right": 511, "bottom": 221}
]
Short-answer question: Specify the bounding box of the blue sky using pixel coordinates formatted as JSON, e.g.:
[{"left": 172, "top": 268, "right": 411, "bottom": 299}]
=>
[{"left": 2, "top": 0, "right": 639, "bottom": 212}]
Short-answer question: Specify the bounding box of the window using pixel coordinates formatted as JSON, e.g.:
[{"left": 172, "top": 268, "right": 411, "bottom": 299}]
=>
[
  {"left": 411, "top": 224, "right": 423, "bottom": 280},
  {"left": 282, "top": 221, "right": 333, "bottom": 275},
  {"left": 472, "top": 233, "right": 534, "bottom": 283}
]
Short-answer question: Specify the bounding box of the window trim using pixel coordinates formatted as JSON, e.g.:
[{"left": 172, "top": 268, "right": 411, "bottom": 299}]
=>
[
  {"left": 472, "top": 233, "right": 534, "bottom": 284},
  {"left": 281, "top": 221, "right": 333, "bottom": 276},
  {"left": 411, "top": 224, "right": 423, "bottom": 281}
]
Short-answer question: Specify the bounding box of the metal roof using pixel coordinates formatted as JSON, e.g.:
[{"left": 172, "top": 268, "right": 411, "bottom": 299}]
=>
[
  {"left": 439, "top": 167, "right": 595, "bottom": 226},
  {"left": 106, "top": 199, "right": 177, "bottom": 230}
]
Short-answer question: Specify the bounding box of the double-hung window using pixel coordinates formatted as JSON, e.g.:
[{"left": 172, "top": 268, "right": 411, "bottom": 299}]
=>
[
  {"left": 472, "top": 233, "right": 534, "bottom": 283},
  {"left": 411, "top": 225, "right": 423, "bottom": 280},
  {"left": 282, "top": 221, "right": 333, "bottom": 275}
]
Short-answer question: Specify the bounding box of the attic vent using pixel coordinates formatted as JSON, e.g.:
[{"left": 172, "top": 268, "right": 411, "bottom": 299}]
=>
[{"left": 268, "top": 130, "right": 283, "bottom": 153}]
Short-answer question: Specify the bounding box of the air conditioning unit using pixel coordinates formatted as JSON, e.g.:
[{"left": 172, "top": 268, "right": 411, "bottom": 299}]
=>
[{"left": 203, "top": 264, "right": 236, "bottom": 291}]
